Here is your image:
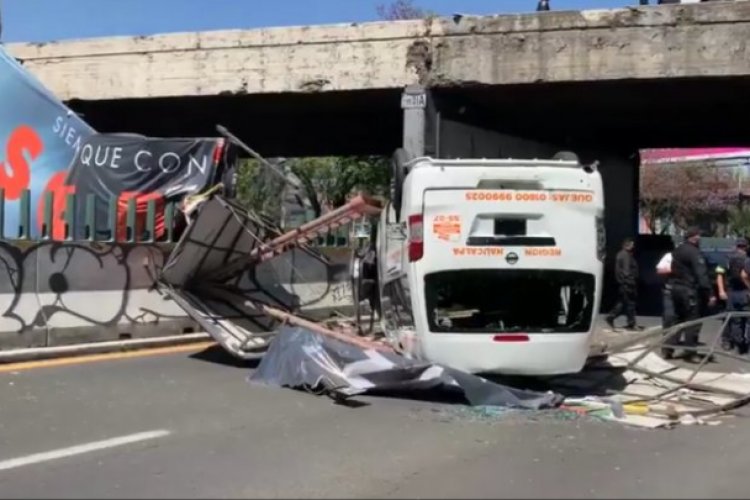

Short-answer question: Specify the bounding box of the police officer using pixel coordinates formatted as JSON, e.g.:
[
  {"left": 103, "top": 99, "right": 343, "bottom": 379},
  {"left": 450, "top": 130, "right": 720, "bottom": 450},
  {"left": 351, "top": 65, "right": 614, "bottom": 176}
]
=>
[
  {"left": 716, "top": 238, "right": 750, "bottom": 354},
  {"left": 663, "top": 227, "right": 715, "bottom": 361},
  {"left": 606, "top": 237, "right": 640, "bottom": 331}
]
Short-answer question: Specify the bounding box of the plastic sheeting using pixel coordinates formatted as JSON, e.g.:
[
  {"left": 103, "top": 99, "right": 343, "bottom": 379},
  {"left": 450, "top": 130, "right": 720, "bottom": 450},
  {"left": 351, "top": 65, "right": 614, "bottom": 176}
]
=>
[{"left": 251, "top": 325, "right": 564, "bottom": 410}]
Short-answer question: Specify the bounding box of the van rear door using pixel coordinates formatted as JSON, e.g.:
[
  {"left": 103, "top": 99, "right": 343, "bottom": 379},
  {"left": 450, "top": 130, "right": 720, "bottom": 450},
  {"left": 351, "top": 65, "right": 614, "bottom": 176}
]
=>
[
  {"left": 417, "top": 187, "right": 600, "bottom": 334},
  {"left": 421, "top": 187, "right": 599, "bottom": 271}
]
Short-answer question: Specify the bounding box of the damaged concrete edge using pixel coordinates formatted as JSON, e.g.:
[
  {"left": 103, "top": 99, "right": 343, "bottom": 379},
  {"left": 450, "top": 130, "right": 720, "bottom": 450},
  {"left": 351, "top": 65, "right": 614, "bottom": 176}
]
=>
[
  {"left": 0, "top": 332, "right": 211, "bottom": 364},
  {"left": 9, "top": 2, "right": 748, "bottom": 61}
]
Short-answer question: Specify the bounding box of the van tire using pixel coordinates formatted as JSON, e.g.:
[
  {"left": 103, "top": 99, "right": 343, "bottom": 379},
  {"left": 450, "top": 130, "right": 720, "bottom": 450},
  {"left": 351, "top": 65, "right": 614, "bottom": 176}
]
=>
[{"left": 390, "top": 149, "right": 408, "bottom": 221}]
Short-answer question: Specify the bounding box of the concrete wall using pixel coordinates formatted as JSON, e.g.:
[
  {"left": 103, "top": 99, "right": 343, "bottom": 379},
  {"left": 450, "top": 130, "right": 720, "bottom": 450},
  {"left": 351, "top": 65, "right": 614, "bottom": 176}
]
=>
[
  {"left": 0, "top": 241, "right": 196, "bottom": 348},
  {"left": 437, "top": 118, "right": 558, "bottom": 159},
  {"left": 592, "top": 153, "right": 639, "bottom": 309},
  {"left": 8, "top": 2, "right": 750, "bottom": 101},
  {"left": 0, "top": 240, "right": 356, "bottom": 350}
]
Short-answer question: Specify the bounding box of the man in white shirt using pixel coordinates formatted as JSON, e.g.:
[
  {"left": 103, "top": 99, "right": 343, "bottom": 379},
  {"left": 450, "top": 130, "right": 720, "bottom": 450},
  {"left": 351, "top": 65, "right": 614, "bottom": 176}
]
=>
[
  {"left": 656, "top": 251, "right": 677, "bottom": 356},
  {"left": 656, "top": 252, "right": 672, "bottom": 276}
]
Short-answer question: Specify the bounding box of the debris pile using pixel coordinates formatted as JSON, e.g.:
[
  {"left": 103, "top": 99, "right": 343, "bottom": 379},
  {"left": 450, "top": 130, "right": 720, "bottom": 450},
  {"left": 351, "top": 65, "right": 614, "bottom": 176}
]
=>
[
  {"left": 159, "top": 193, "right": 383, "bottom": 359},
  {"left": 546, "top": 316, "right": 750, "bottom": 428},
  {"left": 158, "top": 186, "right": 750, "bottom": 426}
]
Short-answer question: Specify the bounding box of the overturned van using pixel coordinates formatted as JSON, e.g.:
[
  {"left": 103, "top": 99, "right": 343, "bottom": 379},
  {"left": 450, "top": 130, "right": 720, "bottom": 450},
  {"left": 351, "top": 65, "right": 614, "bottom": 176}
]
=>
[{"left": 373, "top": 155, "right": 605, "bottom": 376}]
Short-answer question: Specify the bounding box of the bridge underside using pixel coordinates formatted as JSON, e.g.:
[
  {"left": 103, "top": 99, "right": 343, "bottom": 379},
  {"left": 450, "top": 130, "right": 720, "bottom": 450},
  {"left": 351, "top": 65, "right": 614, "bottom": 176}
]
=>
[{"left": 69, "top": 76, "right": 750, "bottom": 157}]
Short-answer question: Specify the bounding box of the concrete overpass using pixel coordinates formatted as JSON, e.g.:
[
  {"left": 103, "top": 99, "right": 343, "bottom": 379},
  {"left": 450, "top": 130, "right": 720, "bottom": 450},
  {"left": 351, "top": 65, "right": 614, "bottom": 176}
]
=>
[
  {"left": 7, "top": 1, "right": 750, "bottom": 308},
  {"left": 8, "top": 1, "right": 750, "bottom": 154}
]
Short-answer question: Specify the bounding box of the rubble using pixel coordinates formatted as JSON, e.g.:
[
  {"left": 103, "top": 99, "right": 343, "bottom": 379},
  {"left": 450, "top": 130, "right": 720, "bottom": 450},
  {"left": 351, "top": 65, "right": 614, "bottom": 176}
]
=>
[
  {"left": 544, "top": 314, "right": 750, "bottom": 428},
  {"left": 159, "top": 192, "right": 383, "bottom": 359},
  {"left": 156, "top": 181, "right": 750, "bottom": 425}
]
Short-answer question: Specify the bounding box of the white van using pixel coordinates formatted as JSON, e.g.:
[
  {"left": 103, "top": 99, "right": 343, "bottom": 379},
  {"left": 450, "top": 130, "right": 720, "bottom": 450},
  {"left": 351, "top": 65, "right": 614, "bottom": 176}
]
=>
[{"left": 375, "top": 156, "right": 605, "bottom": 376}]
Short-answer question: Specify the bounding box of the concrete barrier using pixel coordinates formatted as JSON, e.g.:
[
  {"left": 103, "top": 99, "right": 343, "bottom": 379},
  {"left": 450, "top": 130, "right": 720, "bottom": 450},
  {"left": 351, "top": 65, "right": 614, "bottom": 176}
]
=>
[{"left": 0, "top": 239, "right": 356, "bottom": 351}]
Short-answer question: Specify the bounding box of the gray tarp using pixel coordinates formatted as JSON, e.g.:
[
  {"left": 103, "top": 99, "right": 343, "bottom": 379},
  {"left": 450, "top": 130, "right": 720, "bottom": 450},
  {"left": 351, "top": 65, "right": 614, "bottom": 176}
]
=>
[{"left": 251, "top": 326, "right": 564, "bottom": 410}]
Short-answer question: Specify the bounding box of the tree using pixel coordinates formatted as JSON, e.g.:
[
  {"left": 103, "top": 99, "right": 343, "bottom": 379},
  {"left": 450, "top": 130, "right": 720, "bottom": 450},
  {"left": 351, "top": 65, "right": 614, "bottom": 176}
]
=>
[
  {"left": 728, "top": 204, "right": 750, "bottom": 237},
  {"left": 233, "top": 158, "right": 286, "bottom": 220},
  {"left": 290, "top": 156, "right": 389, "bottom": 217},
  {"left": 640, "top": 162, "right": 737, "bottom": 235},
  {"left": 233, "top": 156, "right": 390, "bottom": 220},
  {"left": 376, "top": 0, "right": 431, "bottom": 20}
]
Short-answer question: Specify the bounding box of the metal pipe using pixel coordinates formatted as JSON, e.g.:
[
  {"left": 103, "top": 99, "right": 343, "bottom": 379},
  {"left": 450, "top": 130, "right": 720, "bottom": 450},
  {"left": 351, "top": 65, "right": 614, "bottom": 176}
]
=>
[{"left": 249, "top": 195, "right": 382, "bottom": 263}]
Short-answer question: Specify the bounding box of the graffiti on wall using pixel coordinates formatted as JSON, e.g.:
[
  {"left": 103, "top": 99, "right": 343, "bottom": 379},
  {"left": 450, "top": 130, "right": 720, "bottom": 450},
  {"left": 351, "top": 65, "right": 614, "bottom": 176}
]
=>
[
  {"left": 0, "top": 238, "right": 356, "bottom": 347},
  {"left": 0, "top": 241, "right": 188, "bottom": 336}
]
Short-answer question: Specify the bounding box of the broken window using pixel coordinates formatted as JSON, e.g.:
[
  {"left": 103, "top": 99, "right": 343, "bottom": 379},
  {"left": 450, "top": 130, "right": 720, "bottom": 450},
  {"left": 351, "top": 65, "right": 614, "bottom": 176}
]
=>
[{"left": 424, "top": 269, "right": 595, "bottom": 334}]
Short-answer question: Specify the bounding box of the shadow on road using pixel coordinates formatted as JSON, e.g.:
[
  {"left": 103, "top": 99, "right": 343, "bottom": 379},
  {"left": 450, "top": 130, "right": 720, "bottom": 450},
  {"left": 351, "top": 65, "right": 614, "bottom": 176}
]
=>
[
  {"left": 189, "top": 344, "right": 261, "bottom": 369},
  {"left": 485, "top": 365, "right": 631, "bottom": 399}
]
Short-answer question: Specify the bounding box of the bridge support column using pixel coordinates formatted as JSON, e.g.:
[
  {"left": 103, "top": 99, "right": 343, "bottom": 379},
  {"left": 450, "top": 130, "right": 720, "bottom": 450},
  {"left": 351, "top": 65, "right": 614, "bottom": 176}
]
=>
[{"left": 401, "top": 85, "right": 427, "bottom": 160}]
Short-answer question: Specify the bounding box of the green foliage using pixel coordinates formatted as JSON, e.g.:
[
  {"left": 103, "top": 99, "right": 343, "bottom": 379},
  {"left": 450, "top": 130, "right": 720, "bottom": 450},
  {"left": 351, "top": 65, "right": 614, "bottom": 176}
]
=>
[
  {"left": 234, "top": 158, "right": 285, "bottom": 220},
  {"left": 233, "top": 156, "right": 390, "bottom": 220},
  {"left": 728, "top": 204, "right": 750, "bottom": 238}
]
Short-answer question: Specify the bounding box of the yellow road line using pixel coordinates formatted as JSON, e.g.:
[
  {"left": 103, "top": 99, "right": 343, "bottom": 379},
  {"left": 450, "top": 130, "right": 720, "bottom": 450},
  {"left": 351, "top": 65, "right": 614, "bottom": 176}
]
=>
[{"left": 0, "top": 341, "right": 217, "bottom": 374}]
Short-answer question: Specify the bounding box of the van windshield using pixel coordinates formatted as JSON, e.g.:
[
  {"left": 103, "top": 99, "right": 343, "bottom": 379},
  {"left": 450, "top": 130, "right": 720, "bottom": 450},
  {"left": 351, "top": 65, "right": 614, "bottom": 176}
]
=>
[{"left": 424, "top": 270, "right": 595, "bottom": 334}]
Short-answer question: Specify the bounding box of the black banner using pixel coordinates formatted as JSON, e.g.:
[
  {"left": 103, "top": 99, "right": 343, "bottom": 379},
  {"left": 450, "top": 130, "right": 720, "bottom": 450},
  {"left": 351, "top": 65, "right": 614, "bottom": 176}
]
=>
[{"left": 60, "top": 134, "right": 236, "bottom": 241}]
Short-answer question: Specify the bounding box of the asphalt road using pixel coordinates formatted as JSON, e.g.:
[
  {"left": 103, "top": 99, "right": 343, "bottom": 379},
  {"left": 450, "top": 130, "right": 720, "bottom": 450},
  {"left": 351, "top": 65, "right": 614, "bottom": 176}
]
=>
[{"left": 0, "top": 325, "right": 749, "bottom": 498}]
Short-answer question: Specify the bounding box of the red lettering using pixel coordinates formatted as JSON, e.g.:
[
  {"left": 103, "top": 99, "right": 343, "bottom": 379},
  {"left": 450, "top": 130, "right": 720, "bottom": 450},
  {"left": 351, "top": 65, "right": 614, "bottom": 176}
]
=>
[
  {"left": 116, "top": 191, "right": 164, "bottom": 242},
  {"left": 1, "top": 126, "right": 43, "bottom": 200},
  {"left": 37, "top": 171, "right": 75, "bottom": 240}
]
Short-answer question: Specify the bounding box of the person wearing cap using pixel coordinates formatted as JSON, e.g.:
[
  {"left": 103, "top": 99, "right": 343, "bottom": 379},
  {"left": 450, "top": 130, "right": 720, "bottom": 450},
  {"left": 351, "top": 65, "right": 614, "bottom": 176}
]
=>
[
  {"left": 662, "top": 227, "right": 715, "bottom": 361},
  {"left": 715, "top": 238, "right": 750, "bottom": 353}
]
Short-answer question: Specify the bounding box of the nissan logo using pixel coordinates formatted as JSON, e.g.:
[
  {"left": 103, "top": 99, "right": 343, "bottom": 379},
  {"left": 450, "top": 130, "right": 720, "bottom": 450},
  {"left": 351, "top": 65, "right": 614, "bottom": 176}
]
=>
[{"left": 506, "top": 252, "right": 519, "bottom": 265}]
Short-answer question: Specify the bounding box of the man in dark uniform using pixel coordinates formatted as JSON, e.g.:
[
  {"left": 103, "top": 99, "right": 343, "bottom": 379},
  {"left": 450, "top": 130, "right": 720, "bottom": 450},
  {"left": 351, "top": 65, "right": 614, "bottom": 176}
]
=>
[
  {"left": 662, "top": 227, "right": 715, "bottom": 361},
  {"left": 715, "top": 238, "right": 750, "bottom": 354},
  {"left": 606, "top": 237, "right": 639, "bottom": 331}
]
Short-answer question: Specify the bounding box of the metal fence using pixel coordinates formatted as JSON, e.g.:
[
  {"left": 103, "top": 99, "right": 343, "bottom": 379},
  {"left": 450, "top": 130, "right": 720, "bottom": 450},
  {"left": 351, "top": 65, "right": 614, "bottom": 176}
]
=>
[
  {"left": 0, "top": 188, "right": 361, "bottom": 247},
  {"left": 0, "top": 189, "right": 179, "bottom": 243}
]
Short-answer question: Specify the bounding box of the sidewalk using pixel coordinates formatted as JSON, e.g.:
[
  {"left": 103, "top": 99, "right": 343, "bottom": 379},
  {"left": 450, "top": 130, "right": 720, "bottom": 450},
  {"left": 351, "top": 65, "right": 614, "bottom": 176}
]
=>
[
  {"left": 592, "top": 315, "right": 662, "bottom": 349},
  {"left": 593, "top": 314, "right": 750, "bottom": 374}
]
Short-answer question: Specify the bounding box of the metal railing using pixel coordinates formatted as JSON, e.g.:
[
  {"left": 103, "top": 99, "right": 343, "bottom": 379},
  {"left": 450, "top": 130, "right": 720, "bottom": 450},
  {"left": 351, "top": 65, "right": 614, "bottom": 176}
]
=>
[
  {"left": 0, "top": 189, "right": 179, "bottom": 243},
  {"left": 0, "top": 189, "right": 364, "bottom": 247}
]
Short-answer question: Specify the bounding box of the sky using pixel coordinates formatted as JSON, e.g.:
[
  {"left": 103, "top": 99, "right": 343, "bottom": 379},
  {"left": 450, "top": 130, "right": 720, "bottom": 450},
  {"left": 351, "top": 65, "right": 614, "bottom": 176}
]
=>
[{"left": 3, "top": 0, "right": 628, "bottom": 43}]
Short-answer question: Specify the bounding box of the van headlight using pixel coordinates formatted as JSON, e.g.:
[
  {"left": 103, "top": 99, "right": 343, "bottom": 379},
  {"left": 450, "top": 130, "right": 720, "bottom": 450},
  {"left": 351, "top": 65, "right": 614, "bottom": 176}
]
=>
[{"left": 596, "top": 216, "right": 606, "bottom": 262}]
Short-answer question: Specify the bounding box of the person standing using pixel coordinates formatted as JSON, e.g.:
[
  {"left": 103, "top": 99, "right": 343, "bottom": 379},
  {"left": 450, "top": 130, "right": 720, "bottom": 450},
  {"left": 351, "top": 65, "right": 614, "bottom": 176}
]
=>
[
  {"left": 656, "top": 250, "right": 675, "bottom": 330},
  {"left": 663, "top": 227, "right": 715, "bottom": 361},
  {"left": 536, "top": 0, "right": 550, "bottom": 11},
  {"left": 606, "top": 238, "right": 640, "bottom": 331},
  {"left": 715, "top": 238, "right": 750, "bottom": 354}
]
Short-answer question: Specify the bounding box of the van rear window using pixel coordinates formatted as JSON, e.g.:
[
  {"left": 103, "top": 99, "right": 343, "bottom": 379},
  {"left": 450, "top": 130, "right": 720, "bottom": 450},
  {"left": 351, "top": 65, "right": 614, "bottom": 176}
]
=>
[{"left": 424, "top": 270, "right": 595, "bottom": 334}]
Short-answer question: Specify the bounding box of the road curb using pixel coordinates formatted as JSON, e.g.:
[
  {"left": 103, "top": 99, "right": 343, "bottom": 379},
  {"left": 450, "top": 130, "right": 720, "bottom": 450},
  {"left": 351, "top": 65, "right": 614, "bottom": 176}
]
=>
[{"left": 0, "top": 333, "right": 212, "bottom": 364}]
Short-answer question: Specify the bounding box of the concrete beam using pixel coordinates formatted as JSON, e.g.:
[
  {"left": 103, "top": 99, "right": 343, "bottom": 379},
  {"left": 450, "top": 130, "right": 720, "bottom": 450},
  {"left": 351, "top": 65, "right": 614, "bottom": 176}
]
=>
[{"left": 7, "top": 2, "right": 750, "bottom": 101}]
